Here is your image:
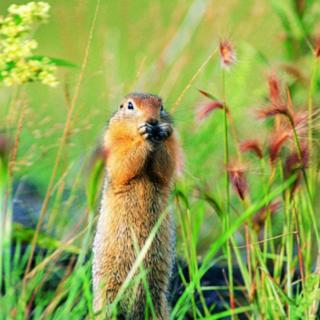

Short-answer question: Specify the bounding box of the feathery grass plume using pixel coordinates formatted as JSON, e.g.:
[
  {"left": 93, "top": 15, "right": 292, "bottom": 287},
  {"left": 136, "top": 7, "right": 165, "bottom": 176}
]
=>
[
  {"left": 252, "top": 201, "right": 281, "bottom": 231},
  {"left": 285, "top": 144, "right": 309, "bottom": 173},
  {"left": 279, "top": 63, "right": 306, "bottom": 84},
  {"left": 284, "top": 144, "right": 309, "bottom": 194},
  {"left": 260, "top": 85, "right": 311, "bottom": 145},
  {"left": 240, "top": 139, "right": 263, "bottom": 159},
  {"left": 226, "top": 162, "right": 248, "bottom": 200},
  {"left": 219, "top": 39, "right": 236, "bottom": 69},
  {"left": 267, "top": 72, "right": 282, "bottom": 105},
  {"left": 197, "top": 89, "right": 228, "bottom": 122},
  {"left": 0, "top": 2, "right": 58, "bottom": 87},
  {"left": 256, "top": 103, "right": 294, "bottom": 123},
  {"left": 281, "top": 110, "right": 310, "bottom": 140},
  {"left": 268, "top": 130, "right": 289, "bottom": 164},
  {"left": 196, "top": 100, "right": 224, "bottom": 122},
  {"left": 292, "top": 110, "right": 308, "bottom": 129},
  {"left": 257, "top": 73, "right": 298, "bottom": 131}
]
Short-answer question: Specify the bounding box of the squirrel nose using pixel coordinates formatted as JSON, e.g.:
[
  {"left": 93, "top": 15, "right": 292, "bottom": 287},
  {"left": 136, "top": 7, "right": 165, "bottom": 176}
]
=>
[{"left": 147, "top": 118, "right": 159, "bottom": 126}]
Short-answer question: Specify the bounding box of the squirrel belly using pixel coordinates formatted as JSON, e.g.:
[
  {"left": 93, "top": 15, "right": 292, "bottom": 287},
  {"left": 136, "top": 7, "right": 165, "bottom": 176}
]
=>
[
  {"left": 92, "top": 93, "right": 180, "bottom": 319},
  {"left": 93, "top": 179, "right": 174, "bottom": 318}
]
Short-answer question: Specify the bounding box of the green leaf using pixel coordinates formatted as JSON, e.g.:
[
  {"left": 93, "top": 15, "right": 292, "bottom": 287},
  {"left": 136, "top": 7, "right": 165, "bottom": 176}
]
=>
[
  {"left": 203, "top": 192, "right": 223, "bottom": 218},
  {"left": 171, "top": 175, "right": 297, "bottom": 318},
  {"left": 86, "top": 157, "right": 104, "bottom": 211},
  {"left": 12, "top": 222, "right": 80, "bottom": 254},
  {"left": 28, "top": 55, "right": 79, "bottom": 68},
  {"left": 270, "top": 0, "right": 305, "bottom": 39},
  {"left": 12, "top": 14, "right": 23, "bottom": 25},
  {"left": 49, "top": 57, "right": 79, "bottom": 68},
  {"left": 205, "top": 305, "right": 253, "bottom": 319},
  {"left": 174, "top": 189, "right": 190, "bottom": 208}
]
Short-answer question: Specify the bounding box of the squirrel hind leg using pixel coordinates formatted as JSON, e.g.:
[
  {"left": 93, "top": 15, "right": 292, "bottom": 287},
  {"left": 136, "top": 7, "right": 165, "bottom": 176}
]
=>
[
  {"left": 155, "top": 295, "right": 170, "bottom": 320},
  {"left": 153, "top": 293, "right": 170, "bottom": 320},
  {"left": 127, "top": 291, "right": 169, "bottom": 320}
]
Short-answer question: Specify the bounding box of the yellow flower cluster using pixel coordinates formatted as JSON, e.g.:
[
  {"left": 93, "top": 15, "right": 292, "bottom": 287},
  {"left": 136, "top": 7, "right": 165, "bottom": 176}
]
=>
[
  {"left": 0, "top": 2, "right": 58, "bottom": 87},
  {"left": 8, "top": 2, "right": 50, "bottom": 25}
]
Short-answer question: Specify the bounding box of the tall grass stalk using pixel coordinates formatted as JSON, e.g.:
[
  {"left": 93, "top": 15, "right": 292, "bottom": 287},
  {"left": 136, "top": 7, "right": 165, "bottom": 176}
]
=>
[
  {"left": 221, "top": 68, "right": 235, "bottom": 317},
  {"left": 307, "top": 55, "right": 319, "bottom": 191},
  {"left": 172, "top": 176, "right": 296, "bottom": 318},
  {"left": 2, "top": 2, "right": 320, "bottom": 318},
  {"left": 290, "top": 119, "right": 320, "bottom": 246},
  {"left": 176, "top": 196, "right": 210, "bottom": 317},
  {"left": 171, "top": 49, "right": 217, "bottom": 113},
  {"left": 284, "top": 190, "right": 293, "bottom": 317},
  {"left": 23, "top": 0, "right": 101, "bottom": 280}
]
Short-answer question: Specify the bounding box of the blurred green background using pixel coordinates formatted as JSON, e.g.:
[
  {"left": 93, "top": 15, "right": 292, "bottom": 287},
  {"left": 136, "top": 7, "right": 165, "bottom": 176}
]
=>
[
  {"left": 1, "top": 0, "right": 320, "bottom": 246},
  {"left": 0, "top": 0, "right": 285, "bottom": 186},
  {"left": 1, "top": 2, "right": 320, "bottom": 318}
]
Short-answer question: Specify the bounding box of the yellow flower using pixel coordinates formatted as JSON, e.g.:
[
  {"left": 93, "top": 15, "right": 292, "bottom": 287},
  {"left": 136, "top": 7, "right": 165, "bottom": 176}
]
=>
[
  {"left": 0, "top": 2, "right": 58, "bottom": 87},
  {"left": 8, "top": 2, "right": 50, "bottom": 24}
]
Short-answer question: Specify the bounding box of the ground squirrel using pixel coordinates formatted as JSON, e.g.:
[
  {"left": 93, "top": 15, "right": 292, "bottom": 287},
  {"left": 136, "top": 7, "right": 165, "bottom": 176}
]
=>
[{"left": 92, "top": 93, "right": 181, "bottom": 319}]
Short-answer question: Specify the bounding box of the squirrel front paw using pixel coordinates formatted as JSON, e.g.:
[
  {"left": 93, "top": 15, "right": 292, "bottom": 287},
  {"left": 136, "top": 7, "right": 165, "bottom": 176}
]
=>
[
  {"left": 157, "top": 123, "right": 173, "bottom": 140},
  {"left": 138, "top": 122, "right": 155, "bottom": 141},
  {"left": 138, "top": 122, "right": 172, "bottom": 143}
]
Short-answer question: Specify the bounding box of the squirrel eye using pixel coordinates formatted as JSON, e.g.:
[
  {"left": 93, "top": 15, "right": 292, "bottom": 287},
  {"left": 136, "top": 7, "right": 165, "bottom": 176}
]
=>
[{"left": 127, "top": 101, "right": 134, "bottom": 110}]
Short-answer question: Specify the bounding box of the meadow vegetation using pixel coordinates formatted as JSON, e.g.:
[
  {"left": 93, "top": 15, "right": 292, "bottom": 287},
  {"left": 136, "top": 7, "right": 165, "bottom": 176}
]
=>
[{"left": 1, "top": 0, "right": 320, "bottom": 319}]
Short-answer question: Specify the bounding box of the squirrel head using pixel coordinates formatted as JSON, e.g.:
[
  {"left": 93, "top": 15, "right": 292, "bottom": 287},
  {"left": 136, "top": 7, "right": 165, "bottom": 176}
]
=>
[{"left": 114, "top": 93, "right": 170, "bottom": 124}]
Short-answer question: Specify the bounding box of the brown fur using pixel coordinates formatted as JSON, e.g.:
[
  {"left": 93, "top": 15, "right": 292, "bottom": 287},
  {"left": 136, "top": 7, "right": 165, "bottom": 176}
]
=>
[{"left": 93, "top": 93, "right": 180, "bottom": 319}]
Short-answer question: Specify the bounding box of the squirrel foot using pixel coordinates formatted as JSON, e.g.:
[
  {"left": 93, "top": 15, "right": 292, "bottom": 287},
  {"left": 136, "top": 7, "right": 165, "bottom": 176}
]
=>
[{"left": 138, "top": 122, "right": 172, "bottom": 143}]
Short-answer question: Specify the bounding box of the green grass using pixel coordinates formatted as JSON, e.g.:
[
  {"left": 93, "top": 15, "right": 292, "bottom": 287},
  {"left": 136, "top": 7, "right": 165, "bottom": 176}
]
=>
[{"left": 1, "top": 0, "right": 320, "bottom": 319}]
